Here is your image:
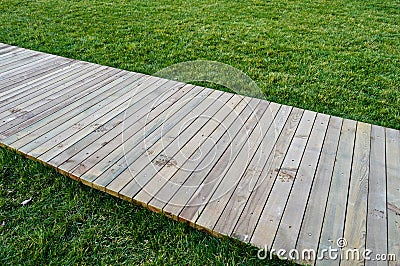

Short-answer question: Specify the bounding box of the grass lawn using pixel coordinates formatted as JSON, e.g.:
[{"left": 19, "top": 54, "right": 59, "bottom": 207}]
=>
[{"left": 0, "top": 0, "right": 398, "bottom": 264}]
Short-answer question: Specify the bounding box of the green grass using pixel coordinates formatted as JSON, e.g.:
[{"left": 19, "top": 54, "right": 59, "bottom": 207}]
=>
[
  {"left": 0, "top": 0, "right": 399, "bottom": 128},
  {"left": 0, "top": 148, "right": 291, "bottom": 265},
  {"left": 0, "top": 0, "right": 398, "bottom": 264}
]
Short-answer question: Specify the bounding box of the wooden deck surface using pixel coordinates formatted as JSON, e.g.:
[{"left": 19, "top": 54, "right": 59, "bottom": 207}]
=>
[{"left": 0, "top": 43, "right": 399, "bottom": 265}]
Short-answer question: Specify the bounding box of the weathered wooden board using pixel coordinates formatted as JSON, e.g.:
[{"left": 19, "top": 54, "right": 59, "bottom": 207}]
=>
[{"left": 0, "top": 44, "right": 398, "bottom": 266}]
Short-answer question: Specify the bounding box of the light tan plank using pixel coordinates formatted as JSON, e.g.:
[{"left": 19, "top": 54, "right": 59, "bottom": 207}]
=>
[
  {"left": 230, "top": 107, "right": 302, "bottom": 243},
  {"left": 24, "top": 74, "right": 154, "bottom": 158},
  {"left": 341, "top": 122, "right": 371, "bottom": 266},
  {"left": 39, "top": 79, "right": 187, "bottom": 163},
  {"left": 10, "top": 70, "right": 141, "bottom": 152},
  {"left": 161, "top": 98, "right": 256, "bottom": 219},
  {"left": 316, "top": 119, "right": 357, "bottom": 266},
  {"left": 0, "top": 65, "right": 115, "bottom": 137},
  {"left": 365, "top": 125, "right": 387, "bottom": 266},
  {"left": 0, "top": 53, "right": 53, "bottom": 77},
  {"left": 195, "top": 102, "right": 280, "bottom": 232},
  {"left": 212, "top": 104, "right": 291, "bottom": 237},
  {"left": 251, "top": 110, "right": 316, "bottom": 248},
  {"left": 0, "top": 49, "right": 37, "bottom": 65},
  {"left": 0, "top": 61, "right": 89, "bottom": 104},
  {"left": 0, "top": 57, "right": 82, "bottom": 117},
  {"left": 386, "top": 128, "right": 400, "bottom": 265},
  {"left": 99, "top": 88, "right": 218, "bottom": 194},
  {"left": 73, "top": 83, "right": 207, "bottom": 185},
  {"left": 149, "top": 95, "right": 249, "bottom": 214},
  {"left": 177, "top": 98, "right": 267, "bottom": 225},
  {"left": 52, "top": 82, "right": 191, "bottom": 175},
  {"left": 273, "top": 113, "right": 329, "bottom": 251},
  {"left": 125, "top": 92, "right": 232, "bottom": 206},
  {"left": 0, "top": 57, "right": 77, "bottom": 96},
  {"left": 1, "top": 71, "right": 141, "bottom": 143},
  {"left": 0, "top": 46, "right": 18, "bottom": 56},
  {"left": 296, "top": 116, "right": 342, "bottom": 265}
]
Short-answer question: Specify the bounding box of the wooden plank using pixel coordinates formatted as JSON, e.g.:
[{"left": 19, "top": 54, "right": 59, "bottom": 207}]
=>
[
  {"left": 341, "top": 122, "right": 371, "bottom": 266},
  {"left": 149, "top": 94, "right": 249, "bottom": 214},
  {"left": 195, "top": 102, "right": 281, "bottom": 232},
  {"left": 272, "top": 113, "right": 329, "bottom": 251},
  {"left": 296, "top": 116, "right": 342, "bottom": 264},
  {"left": 223, "top": 108, "right": 301, "bottom": 243},
  {"left": 91, "top": 88, "right": 217, "bottom": 193},
  {"left": 27, "top": 79, "right": 185, "bottom": 159},
  {"left": 127, "top": 92, "right": 235, "bottom": 207},
  {"left": 386, "top": 128, "right": 400, "bottom": 265},
  {"left": 37, "top": 80, "right": 187, "bottom": 163},
  {"left": 365, "top": 125, "right": 387, "bottom": 266},
  {"left": 55, "top": 82, "right": 193, "bottom": 178},
  {"left": 49, "top": 81, "right": 190, "bottom": 171},
  {"left": 161, "top": 98, "right": 257, "bottom": 219},
  {"left": 24, "top": 76, "right": 154, "bottom": 158},
  {"left": 0, "top": 45, "right": 15, "bottom": 53},
  {"left": 67, "top": 77, "right": 183, "bottom": 182},
  {"left": 0, "top": 56, "right": 75, "bottom": 93},
  {"left": 250, "top": 110, "right": 316, "bottom": 248},
  {"left": 0, "top": 49, "right": 37, "bottom": 64},
  {"left": 8, "top": 69, "right": 139, "bottom": 151},
  {"left": 69, "top": 79, "right": 201, "bottom": 183},
  {"left": 0, "top": 65, "right": 117, "bottom": 139},
  {"left": 0, "top": 64, "right": 112, "bottom": 130},
  {"left": 177, "top": 98, "right": 267, "bottom": 225},
  {"left": 1, "top": 71, "right": 140, "bottom": 143},
  {"left": 0, "top": 53, "right": 52, "bottom": 76},
  {"left": 0, "top": 61, "right": 90, "bottom": 113},
  {"left": 213, "top": 104, "right": 291, "bottom": 237},
  {"left": 0, "top": 58, "right": 78, "bottom": 96},
  {"left": 0, "top": 61, "right": 89, "bottom": 104},
  {"left": 315, "top": 119, "right": 357, "bottom": 266}
]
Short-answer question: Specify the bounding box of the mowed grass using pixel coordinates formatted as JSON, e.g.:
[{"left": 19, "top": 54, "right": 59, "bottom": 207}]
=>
[
  {"left": 0, "top": 0, "right": 399, "bottom": 128},
  {"left": 0, "top": 0, "right": 399, "bottom": 265},
  {"left": 0, "top": 149, "right": 291, "bottom": 265}
]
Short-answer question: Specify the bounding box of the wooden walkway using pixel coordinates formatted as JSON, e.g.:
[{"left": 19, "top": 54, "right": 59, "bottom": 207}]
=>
[{"left": 0, "top": 43, "right": 399, "bottom": 265}]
